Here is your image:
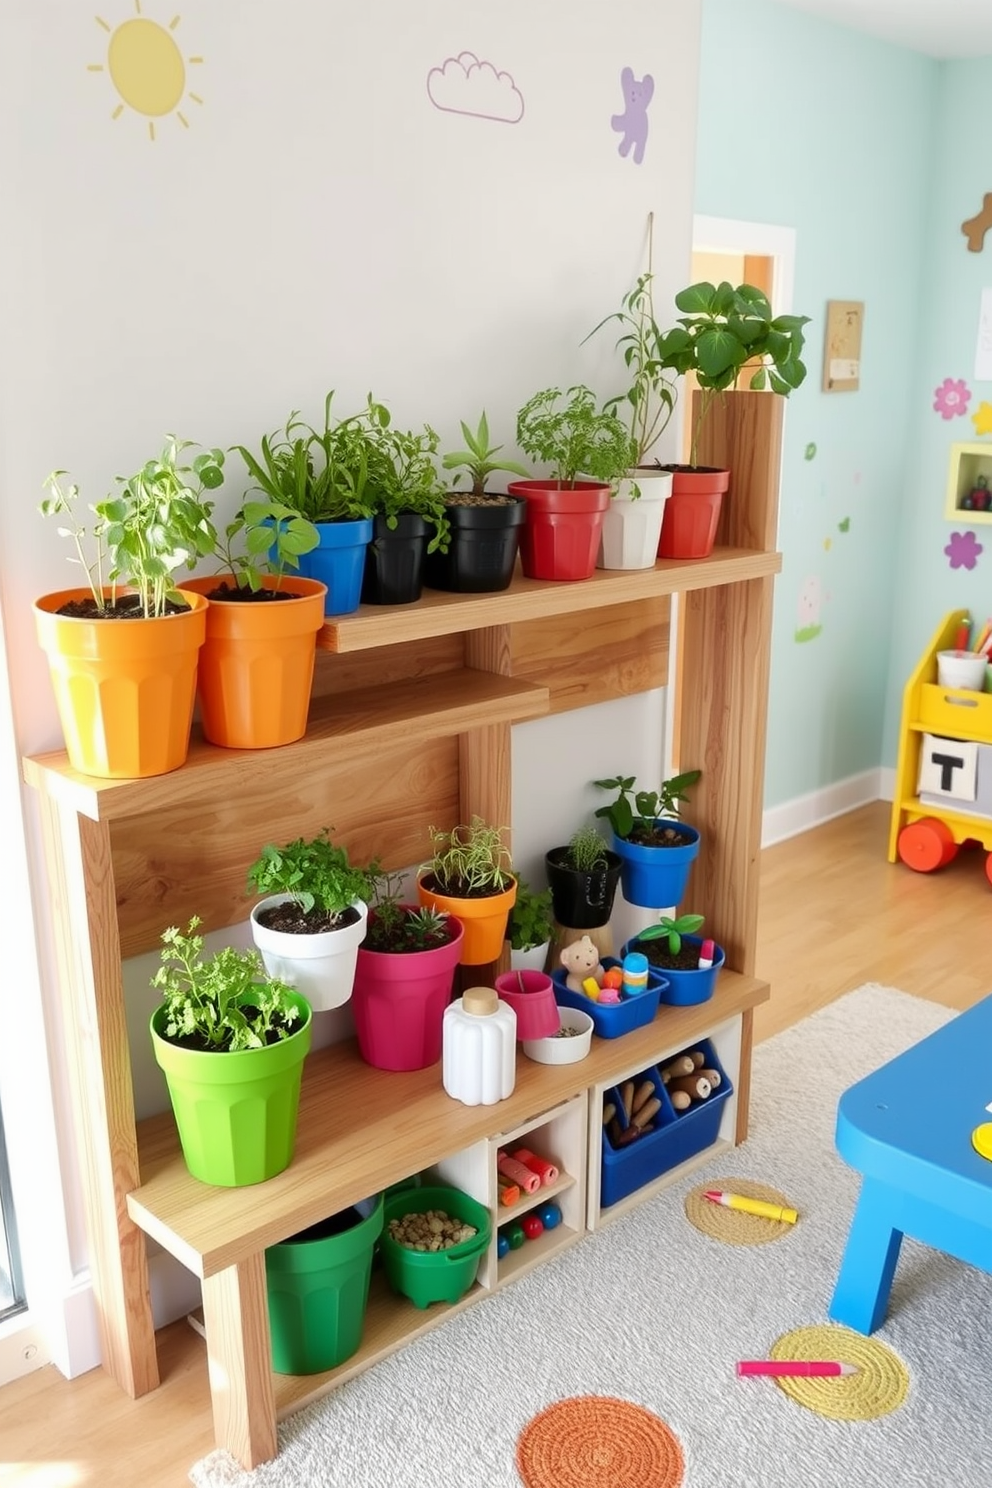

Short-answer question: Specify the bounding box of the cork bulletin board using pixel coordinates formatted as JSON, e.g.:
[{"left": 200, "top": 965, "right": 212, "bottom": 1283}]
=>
[{"left": 822, "top": 300, "right": 864, "bottom": 392}]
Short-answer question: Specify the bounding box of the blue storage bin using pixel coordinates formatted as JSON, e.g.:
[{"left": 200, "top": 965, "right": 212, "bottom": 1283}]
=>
[
  {"left": 551, "top": 956, "right": 667, "bottom": 1039},
  {"left": 600, "top": 1039, "right": 733, "bottom": 1207}
]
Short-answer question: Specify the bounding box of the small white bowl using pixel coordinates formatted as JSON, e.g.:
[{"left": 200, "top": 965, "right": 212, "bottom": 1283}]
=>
[{"left": 521, "top": 1007, "right": 594, "bottom": 1064}]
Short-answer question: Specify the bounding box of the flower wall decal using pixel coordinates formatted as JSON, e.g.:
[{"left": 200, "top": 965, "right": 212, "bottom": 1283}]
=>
[
  {"left": 971, "top": 401, "right": 992, "bottom": 436},
  {"left": 944, "top": 530, "right": 983, "bottom": 570},
  {"left": 933, "top": 377, "right": 971, "bottom": 420}
]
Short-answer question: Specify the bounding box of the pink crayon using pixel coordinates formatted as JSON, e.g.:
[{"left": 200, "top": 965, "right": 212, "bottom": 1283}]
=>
[{"left": 737, "top": 1360, "right": 857, "bottom": 1378}]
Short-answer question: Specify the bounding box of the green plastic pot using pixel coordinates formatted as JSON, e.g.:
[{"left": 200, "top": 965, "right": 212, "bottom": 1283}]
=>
[
  {"left": 150, "top": 993, "right": 312, "bottom": 1187},
  {"left": 380, "top": 1184, "right": 491, "bottom": 1309},
  {"left": 266, "top": 1192, "right": 384, "bottom": 1374}
]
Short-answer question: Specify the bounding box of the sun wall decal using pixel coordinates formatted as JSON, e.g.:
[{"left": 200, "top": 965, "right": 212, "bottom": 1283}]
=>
[{"left": 88, "top": 2, "right": 204, "bottom": 141}]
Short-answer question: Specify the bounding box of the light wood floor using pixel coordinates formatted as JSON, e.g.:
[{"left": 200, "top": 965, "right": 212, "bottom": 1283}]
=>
[{"left": 2, "top": 802, "right": 988, "bottom": 1488}]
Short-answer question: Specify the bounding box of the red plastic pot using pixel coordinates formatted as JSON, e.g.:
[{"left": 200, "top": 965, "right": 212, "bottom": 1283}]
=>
[
  {"left": 507, "top": 480, "right": 611, "bottom": 581},
  {"left": 657, "top": 467, "right": 730, "bottom": 560}
]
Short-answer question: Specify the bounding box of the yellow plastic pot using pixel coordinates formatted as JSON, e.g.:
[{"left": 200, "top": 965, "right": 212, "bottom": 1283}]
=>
[
  {"left": 178, "top": 575, "right": 326, "bottom": 748},
  {"left": 33, "top": 587, "right": 207, "bottom": 779}
]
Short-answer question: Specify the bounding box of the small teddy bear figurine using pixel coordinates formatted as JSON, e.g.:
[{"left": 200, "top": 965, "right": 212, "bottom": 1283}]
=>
[{"left": 559, "top": 935, "right": 605, "bottom": 994}]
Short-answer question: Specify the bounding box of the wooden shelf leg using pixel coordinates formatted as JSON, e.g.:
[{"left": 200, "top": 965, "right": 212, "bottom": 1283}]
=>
[
  {"left": 38, "top": 794, "right": 158, "bottom": 1397},
  {"left": 201, "top": 1254, "right": 277, "bottom": 1470}
]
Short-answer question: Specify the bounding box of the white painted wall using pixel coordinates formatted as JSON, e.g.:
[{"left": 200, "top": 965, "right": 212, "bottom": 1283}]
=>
[{"left": 0, "top": 0, "right": 701, "bottom": 1367}]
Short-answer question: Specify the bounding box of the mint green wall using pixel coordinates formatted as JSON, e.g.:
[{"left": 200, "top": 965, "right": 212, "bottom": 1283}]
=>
[
  {"left": 696, "top": 0, "right": 935, "bottom": 811},
  {"left": 882, "top": 58, "right": 992, "bottom": 764}
]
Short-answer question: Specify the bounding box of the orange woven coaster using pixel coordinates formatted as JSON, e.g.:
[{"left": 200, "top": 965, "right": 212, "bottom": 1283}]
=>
[
  {"left": 684, "top": 1177, "right": 796, "bottom": 1245},
  {"left": 516, "top": 1395, "right": 684, "bottom": 1488}
]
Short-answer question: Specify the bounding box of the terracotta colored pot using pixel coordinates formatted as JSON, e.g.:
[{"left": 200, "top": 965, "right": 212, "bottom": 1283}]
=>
[{"left": 657, "top": 467, "right": 730, "bottom": 560}]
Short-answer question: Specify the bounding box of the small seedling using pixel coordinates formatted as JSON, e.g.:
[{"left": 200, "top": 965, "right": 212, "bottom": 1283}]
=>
[{"left": 638, "top": 913, "right": 705, "bottom": 956}]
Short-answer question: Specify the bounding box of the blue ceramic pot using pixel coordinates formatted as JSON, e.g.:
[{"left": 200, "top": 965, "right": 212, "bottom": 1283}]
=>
[
  {"left": 620, "top": 932, "right": 724, "bottom": 1006},
  {"left": 611, "top": 822, "right": 700, "bottom": 910},
  {"left": 298, "top": 518, "right": 374, "bottom": 617}
]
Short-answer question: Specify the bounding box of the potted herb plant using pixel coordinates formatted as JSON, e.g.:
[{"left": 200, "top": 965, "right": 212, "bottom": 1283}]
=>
[
  {"left": 177, "top": 488, "right": 326, "bottom": 750},
  {"left": 246, "top": 828, "right": 376, "bottom": 1012},
  {"left": 351, "top": 871, "right": 465, "bottom": 1071},
  {"left": 416, "top": 816, "right": 517, "bottom": 966},
  {"left": 583, "top": 267, "right": 677, "bottom": 569},
  {"left": 510, "top": 385, "right": 637, "bottom": 581},
  {"left": 654, "top": 281, "right": 810, "bottom": 559},
  {"left": 424, "top": 412, "right": 530, "bottom": 593},
  {"left": 232, "top": 392, "right": 384, "bottom": 617},
  {"left": 35, "top": 437, "right": 223, "bottom": 778},
  {"left": 544, "top": 824, "right": 623, "bottom": 931},
  {"left": 149, "top": 917, "right": 312, "bottom": 1186},
  {"left": 594, "top": 769, "right": 702, "bottom": 909},
  {"left": 358, "top": 415, "right": 451, "bottom": 604},
  {"left": 620, "top": 912, "right": 724, "bottom": 1006},
  {"left": 505, "top": 875, "right": 554, "bottom": 971}
]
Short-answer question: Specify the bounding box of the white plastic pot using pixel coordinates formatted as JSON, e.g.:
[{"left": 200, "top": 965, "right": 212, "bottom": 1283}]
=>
[
  {"left": 249, "top": 895, "right": 368, "bottom": 1012},
  {"left": 597, "top": 467, "right": 673, "bottom": 570}
]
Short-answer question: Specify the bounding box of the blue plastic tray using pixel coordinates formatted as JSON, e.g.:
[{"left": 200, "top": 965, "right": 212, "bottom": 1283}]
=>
[
  {"left": 551, "top": 956, "right": 667, "bottom": 1038},
  {"left": 600, "top": 1039, "right": 733, "bottom": 1206}
]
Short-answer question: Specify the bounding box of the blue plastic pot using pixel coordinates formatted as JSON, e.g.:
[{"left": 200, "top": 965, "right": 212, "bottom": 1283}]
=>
[
  {"left": 620, "top": 932, "right": 724, "bottom": 1006},
  {"left": 299, "top": 518, "right": 374, "bottom": 617},
  {"left": 612, "top": 822, "right": 700, "bottom": 910}
]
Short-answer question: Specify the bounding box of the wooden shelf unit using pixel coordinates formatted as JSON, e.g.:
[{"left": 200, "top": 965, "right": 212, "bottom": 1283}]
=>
[{"left": 22, "top": 390, "right": 783, "bottom": 1470}]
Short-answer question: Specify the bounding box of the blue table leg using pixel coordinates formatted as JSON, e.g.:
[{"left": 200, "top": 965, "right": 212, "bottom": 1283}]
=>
[{"left": 828, "top": 1178, "right": 904, "bottom": 1335}]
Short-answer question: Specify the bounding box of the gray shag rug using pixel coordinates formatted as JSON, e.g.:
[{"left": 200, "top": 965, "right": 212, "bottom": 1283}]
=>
[{"left": 190, "top": 985, "right": 992, "bottom": 1488}]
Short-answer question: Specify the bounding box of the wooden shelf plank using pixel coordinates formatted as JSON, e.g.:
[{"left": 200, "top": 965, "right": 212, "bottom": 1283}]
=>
[
  {"left": 126, "top": 972, "right": 769, "bottom": 1279},
  {"left": 22, "top": 670, "right": 550, "bottom": 823},
  {"left": 320, "top": 548, "right": 782, "bottom": 653}
]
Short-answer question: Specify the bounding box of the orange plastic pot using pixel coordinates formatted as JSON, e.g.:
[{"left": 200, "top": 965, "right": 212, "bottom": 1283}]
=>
[
  {"left": 178, "top": 575, "right": 326, "bottom": 748},
  {"left": 415, "top": 873, "right": 517, "bottom": 966},
  {"left": 657, "top": 467, "right": 730, "bottom": 559},
  {"left": 33, "top": 587, "right": 207, "bottom": 778}
]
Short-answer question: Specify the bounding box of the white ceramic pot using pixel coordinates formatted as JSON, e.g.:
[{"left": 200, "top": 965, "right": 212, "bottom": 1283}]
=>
[
  {"left": 509, "top": 942, "right": 551, "bottom": 973},
  {"left": 249, "top": 895, "right": 368, "bottom": 1012},
  {"left": 597, "top": 467, "right": 673, "bottom": 570}
]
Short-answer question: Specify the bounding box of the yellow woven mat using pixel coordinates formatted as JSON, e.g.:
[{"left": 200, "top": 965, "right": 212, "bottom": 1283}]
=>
[
  {"left": 684, "top": 1177, "right": 797, "bottom": 1245},
  {"left": 768, "top": 1324, "right": 909, "bottom": 1420},
  {"left": 516, "top": 1395, "right": 684, "bottom": 1488}
]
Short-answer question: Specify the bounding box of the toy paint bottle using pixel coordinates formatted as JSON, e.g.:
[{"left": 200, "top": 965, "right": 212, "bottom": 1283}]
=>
[
  {"left": 621, "top": 951, "right": 649, "bottom": 997},
  {"left": 442, "top": 987, "right": 516, "bottom": 1106}
]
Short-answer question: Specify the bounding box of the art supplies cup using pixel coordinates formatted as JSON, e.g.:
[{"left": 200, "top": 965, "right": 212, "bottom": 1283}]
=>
[{"left": 936, "top": 649, "right": 988, "bottom": 690}]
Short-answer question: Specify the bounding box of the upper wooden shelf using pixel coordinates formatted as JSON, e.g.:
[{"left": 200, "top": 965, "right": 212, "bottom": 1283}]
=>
[
  {"left": 126, "top": 971, "right": 769, "bottom": 1280},
  {"left": 319, "top": 547, "right": 783, "bottom": 653},
  {"left": 22, "top": 669, "right": 549, "bottom": 823}
]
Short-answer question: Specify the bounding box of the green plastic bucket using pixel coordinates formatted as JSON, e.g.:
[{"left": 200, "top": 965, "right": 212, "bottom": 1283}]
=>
[
  {"left": 380, "top": 1184, "right": 491, "bottom": 1309},
  {"left": 150, "top": 992, "right": 312, "bottom": 1187},
  {"left": 266, "top": 1192, "right": 384, "bottom": 1374}
]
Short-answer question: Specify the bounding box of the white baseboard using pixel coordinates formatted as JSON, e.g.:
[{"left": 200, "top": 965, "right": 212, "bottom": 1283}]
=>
[{"left": 761, "top": 769, "right": 884, "bottom": 848}]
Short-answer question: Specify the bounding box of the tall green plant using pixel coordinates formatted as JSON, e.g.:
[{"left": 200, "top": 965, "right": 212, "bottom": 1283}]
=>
[
  {"left": 441, "top": 411, "right": 531, "bottom": 496},
  {"left": 584, "top": 272, "right": 677, "bottom": 467}
]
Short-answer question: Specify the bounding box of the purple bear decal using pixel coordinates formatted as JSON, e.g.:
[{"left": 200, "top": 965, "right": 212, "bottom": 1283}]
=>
[{"left": 611, "top": 66, "right": 654, "bottom": 165}]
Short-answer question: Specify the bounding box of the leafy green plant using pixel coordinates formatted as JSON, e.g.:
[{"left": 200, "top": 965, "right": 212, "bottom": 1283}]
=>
[
  {"left": 441, "top": 412, "right": 531, "bottom": 497},
  {"left": 212, "top": 499, "right": 320, "bottom": 592},
  {"left": 41, "top": 436, "right": 225, "bottom": 618},
  {"left": 515, "top": 385, "right": 637, "bottom": 489},
  {"left": 363, "top": 869, "right": 456, "bottom": 953},
  {"left": 246, "top": 828, "right": 376, "bottom": 922},
  {"left": 565, "top": 824, "right": 609, "bottom": 873},
  {"left": 505, "top": 876, "right": 554, "bottom": 951},
  {"left": 594, "top": 770, "right": 701, "bottom": 840},
  {"left": 422, "top": 817, "right": 513, "bottom": 897},
  {"left": 584, "top": 272, "right": 678, "bottom": 469},
  {"left": 637, "top": 912, "right": 705, "bottom": 956},
  {"left": 151, "top": 917, "right": 303, "bottom": 1052},
  {"left": 362, "top": 418, "right": 451, "bottom": 553},
  {"left": 655, "top": 282, "right": 810, "bottom": 466}
]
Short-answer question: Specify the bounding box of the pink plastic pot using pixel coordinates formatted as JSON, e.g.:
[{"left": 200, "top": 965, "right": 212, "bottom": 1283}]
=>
[
  {"left": 351, "top": 913, "right": 465, "bottom": 1071},
  {"left": 493, "top": 970, "right": 560, "bottom": 1040},
  {"left": 508, "top": 480, "right": 611, "bottom": 581}
]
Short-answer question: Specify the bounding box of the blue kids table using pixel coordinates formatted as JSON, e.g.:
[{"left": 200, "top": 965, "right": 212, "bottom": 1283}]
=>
[{"left": 829, "top": 993, "right": 992, "bottom": 1335}]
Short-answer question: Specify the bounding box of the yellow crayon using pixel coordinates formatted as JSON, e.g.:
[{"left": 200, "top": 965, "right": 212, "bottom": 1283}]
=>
[{"left": 703, "top": 1189, "right": 798, "bottom": 1224}]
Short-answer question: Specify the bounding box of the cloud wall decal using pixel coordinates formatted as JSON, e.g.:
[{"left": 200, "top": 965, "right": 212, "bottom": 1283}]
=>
[{"left": 427, "top": 51, "right": 524, "bottom": 124}]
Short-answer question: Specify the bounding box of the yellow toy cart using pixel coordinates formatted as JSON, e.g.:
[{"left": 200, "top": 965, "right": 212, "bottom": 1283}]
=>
[{"left": 889, "top": 608, "right": 992, "bottom": 884}]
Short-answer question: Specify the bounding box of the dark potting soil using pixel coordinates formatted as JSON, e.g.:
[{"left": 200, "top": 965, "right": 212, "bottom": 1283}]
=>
[
  {"left": 54, "top": 594, "right": 192, "bottom": 620},
  {"left": 633, "top": 938, "right": 701, "bottom": 972},
  {"left": 254, "top": 902, "right": 361, "bottom": 936},
  {"left": 420, "top": 872, "right": 505, "bottom": 899},
  {"left": 443, "top": 492, "right": 518, "bottom": 507},
  {"left": 626, "top": 822, "right": 694, "bottom": 849},
  {"left": 165, "top": 1009, "right": 299, "bottom": 1053},
  {"left": 202, "top": 582, "right": 295, "bottom": 602},
  {"left": 283, "top": 1207, "right": 366, "bottom": 1244}
]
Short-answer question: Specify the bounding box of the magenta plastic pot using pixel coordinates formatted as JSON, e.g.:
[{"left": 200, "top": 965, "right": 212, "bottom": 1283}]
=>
[{"left": 351, "top": 913, "right": 465, "bottom": 1070}]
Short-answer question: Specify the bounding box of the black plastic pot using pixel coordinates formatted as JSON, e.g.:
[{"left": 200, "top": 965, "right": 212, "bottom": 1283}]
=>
[
  {"left": 361, "top": 514, "right": 428, "bottom": 606},
  {"left": 423, "top": 495, "right": 527, "bottom": 594},
  {"left": 544, "top": 846, "right": 622, "bottom": 930}
]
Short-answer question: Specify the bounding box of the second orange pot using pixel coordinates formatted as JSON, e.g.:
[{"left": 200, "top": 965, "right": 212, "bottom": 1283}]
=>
[{"left": 178, "top": 575, "right": 327, "bottom": 748}]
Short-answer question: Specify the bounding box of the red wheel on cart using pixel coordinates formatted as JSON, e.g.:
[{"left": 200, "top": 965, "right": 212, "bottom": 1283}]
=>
[{"left": 897, "top": 817, "right": 958, "bottom": 873}]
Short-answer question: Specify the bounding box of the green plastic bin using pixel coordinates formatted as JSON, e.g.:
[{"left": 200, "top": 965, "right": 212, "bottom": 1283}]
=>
[
  {"left": 380, "top": 1184, "right": 491, "bottom": 1309},
  {"left": 265, "top": 1192, "right": 384, "bottom": 1374}
]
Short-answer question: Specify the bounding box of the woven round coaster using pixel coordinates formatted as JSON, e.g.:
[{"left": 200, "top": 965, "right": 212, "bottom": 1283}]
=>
[
  {"left": 768, "top": 1324, "right": 909, "bottom": 1420},
  {"left": 516, "top": 1395, "right": 684, "bottom": 1488},
  {"left": 684, "top": 1177, "right": 796, "bottom": 1245}
]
